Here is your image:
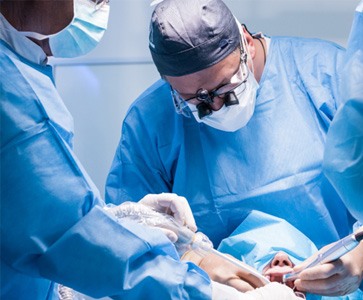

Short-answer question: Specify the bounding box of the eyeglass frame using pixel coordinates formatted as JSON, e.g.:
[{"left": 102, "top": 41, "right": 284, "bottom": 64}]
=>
[{"left": 170, "top": 37, "right": 249, "bottom": 118}]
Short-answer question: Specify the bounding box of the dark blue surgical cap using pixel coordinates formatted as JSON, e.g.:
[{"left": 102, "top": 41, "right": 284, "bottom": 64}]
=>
[{"left": 149, "top": 0, "right": 240, "bottom": 76}]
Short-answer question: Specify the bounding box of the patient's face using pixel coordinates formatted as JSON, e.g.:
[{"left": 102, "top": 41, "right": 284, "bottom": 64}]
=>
[
  {"left": 262, "top": 251, "right": 295, "bottom": 288},
  {"left": 262, "top": 251, "right": 307, "bottom": 298}
]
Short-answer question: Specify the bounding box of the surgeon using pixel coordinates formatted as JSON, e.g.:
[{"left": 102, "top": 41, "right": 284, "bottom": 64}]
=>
[
  {"left": 1, "top": 0, "right": 302, "bottom": 299},
  {"left": 323, "top": 0, "right": 363, "bottom": 223},
  {"left": 0, "top": 0, "right": 234, "bottom": 299},
  {"left": 297, "top": 0, "right": 363, "bottom": 295},
  {"left": 106, "top": 0, "right": 363, "bottom": 297}
]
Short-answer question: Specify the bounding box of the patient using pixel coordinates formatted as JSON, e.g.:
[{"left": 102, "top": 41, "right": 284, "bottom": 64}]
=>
[
  {"left": 181, "top": 210, "right": 362, "bottom": 300},
  {"left": 262, "top": 251, "right": 294, "bottom": 286},
  {"left": 216, "top": 210, "right": 362, "bottom": 300}
]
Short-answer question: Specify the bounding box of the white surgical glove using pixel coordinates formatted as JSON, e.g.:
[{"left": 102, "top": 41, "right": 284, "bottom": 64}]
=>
[
  {"left": 212, "top": 281, "right": 303, "bottom": 300},
  {"left": 139, "top": 193, "right": 197, "bottom": 231},
  {"left": 105, "top": 194, "right": 197, "bottom": 244},
  {"left": 138, "top": 193, "right": 196, "bottom": 242}
]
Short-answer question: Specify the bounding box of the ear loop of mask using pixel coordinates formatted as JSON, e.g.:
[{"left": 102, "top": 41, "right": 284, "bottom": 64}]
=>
[{"left": 234, "top": 17, "right": 254, "bottom": 75}]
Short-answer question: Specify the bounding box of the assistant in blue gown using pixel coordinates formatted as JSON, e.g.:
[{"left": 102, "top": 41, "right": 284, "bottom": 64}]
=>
[
  {"left": 323, "top": 4, "right": 363, "bottom": 224},
  {"left": 106, "top": 33, "right": 356, "bottom": 250},
  {"left": 0, "top": 14, "right": 211, "bottom": 300}
]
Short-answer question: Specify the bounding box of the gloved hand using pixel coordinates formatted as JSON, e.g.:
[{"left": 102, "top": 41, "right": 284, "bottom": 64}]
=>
[
  {"left": 139, "top": 192, "right": 197, "bottom": 231},
  {"left": 294, "top": 227, "right": 363, "bottom": 296},
  {"left": 106, "top": 193, "right": 197, "bottom": 243},
  {"left": 181, "top": 250, "right": 266, "bottom": 292},
  {"left": 212, "top": 281, "right": 303, "bottom": 300}
]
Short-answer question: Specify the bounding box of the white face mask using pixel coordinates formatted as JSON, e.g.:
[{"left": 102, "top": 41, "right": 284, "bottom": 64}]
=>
[
  {"left": 19, "top": 0, "right": 110, "bottom": 58},
  {"left": 188, "top": 72, "right": 259, "bottom": 132}
]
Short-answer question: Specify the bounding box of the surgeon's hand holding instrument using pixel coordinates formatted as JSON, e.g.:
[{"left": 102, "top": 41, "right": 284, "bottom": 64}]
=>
[
  {"left": 283, "top": 231, "right": 363, "bottom": 283},
  {"left": 105, "top": 201, "right": 270, "bottom": 288}
]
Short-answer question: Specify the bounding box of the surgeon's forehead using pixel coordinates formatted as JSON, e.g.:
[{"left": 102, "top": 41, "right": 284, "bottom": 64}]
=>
[{"left": 166, "top": 49, "right": 240, "bottom": 96}]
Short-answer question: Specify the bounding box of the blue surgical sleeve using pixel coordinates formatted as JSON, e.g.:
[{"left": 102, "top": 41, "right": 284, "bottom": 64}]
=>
[{"left": 106, "top": 80, "right": 177, "bottom": 204}]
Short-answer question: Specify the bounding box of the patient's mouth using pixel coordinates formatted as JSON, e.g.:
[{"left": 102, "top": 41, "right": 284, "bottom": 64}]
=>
[{"left": 263, "top": 266, "right": 294, "bottom": 286}]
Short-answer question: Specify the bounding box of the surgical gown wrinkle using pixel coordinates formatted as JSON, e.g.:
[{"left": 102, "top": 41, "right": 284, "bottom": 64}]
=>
[
  {"left": 0, "top": 36, "right": 211, "bottom": 299},
  {"left": 106, "top": 36, "right": 355, "bottom": 249}
]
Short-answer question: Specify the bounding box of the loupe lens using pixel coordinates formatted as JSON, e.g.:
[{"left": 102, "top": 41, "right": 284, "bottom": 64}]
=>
[
  {"left": 224, "top": 92, "right": 239, "bottom": 106},
  {"left": 197, "top": 102, "right": 213, "bottom": 119}
]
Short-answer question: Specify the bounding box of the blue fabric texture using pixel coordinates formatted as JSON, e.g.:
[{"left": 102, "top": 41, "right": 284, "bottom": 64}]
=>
[
  {"left": 323, "top": 11, "right": 363, "bottom": 224},
  {"left": 0, "top": 37, "right": 211, "bottom": 299},
  {"left": 106, "top": 36, "right": 355, "bottom": 250}
]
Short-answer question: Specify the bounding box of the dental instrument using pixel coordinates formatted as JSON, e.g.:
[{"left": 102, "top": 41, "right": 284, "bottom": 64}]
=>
[{"left": 283, "top": 231, "right": 363, "bottom": 282}]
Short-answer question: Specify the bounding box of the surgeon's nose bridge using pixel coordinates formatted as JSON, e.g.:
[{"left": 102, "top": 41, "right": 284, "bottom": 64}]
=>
[
  {"left": 209, "top": 96, "right": 225, "bottom": 111},
  {"left": 271, "top": 252, "right": 293, "bottom": 267}
]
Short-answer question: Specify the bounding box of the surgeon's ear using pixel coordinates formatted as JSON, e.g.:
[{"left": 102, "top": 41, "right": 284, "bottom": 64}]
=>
[{"left": 242, "top": 26, "right": 256, "bottom": 59}]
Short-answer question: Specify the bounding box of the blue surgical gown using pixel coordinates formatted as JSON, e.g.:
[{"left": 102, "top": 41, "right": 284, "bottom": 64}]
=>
[
  {"left": 0, "top": 20, "right": 211, "bottom": 300},
  {"left": 323, "top": 9, "right": 363, "bottom": 224},
  {"left": 106, "top": 36, "right": 356, "bottom": 249}
]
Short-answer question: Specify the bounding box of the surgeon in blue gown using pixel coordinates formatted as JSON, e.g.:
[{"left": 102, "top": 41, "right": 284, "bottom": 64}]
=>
[
  {"left": 0, "top": 0, "right": 213, "bottom": 299},
  {"left": 323, "top": 1, "right": 363, "bottom": 224},
  {"left": 295, "top": 1, "right": 363, "bottom": 295},
  {"left": 106, "top": 0, "right": 363, "bottom": 296}
]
